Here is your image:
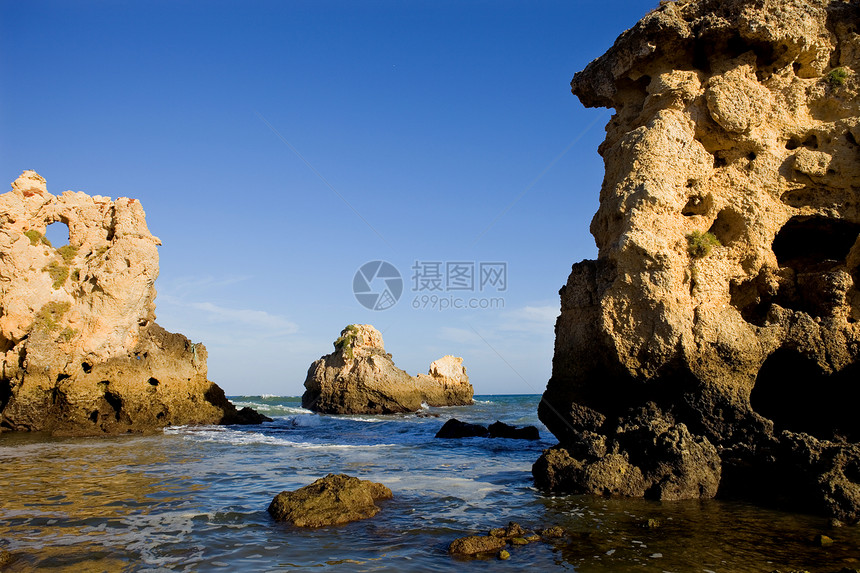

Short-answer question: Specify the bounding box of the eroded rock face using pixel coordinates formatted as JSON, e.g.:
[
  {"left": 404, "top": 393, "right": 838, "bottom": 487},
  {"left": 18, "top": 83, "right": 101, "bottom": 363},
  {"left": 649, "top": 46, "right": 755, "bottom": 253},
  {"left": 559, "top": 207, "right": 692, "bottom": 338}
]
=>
[
  {"left": 301, "top": 324, "right": 474, "bottom": 414},
  {"left": 267, "top": 473, "right": 393, "bottom": 527},
  {"left": 0, "top": 171, "right": 265, "bottom": 434},
  {"left": 537, "top": 0, "right": 860, "bottom": 519}
]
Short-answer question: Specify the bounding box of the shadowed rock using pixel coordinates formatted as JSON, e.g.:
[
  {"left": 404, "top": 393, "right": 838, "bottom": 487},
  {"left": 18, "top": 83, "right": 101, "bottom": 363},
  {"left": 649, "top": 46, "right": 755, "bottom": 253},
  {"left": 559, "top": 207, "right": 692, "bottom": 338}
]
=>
[{"left": 435, "top": 418, "right": 540, "bottom": 440}]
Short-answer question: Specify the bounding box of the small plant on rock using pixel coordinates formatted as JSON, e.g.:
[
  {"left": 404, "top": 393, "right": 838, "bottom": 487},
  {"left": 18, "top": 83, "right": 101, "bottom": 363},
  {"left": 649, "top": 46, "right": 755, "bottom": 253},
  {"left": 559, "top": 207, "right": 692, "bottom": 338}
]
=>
[
  {"left": 686, "top": 230, "right": 721, "bottom": 259},
  {"left": 334, "top": 325, "right": 361, "bottom": 360},
  {"left": 57, "top": 245, "right": 79, "bottom": 264},
  {"left": 827, "top": 67, "right": 849, "bottom": 86},
  {"left": 44, "top": 261, "right": 70, "bottom": 289},
  {"left": 32, "top": 301, "right": 71, "bottom": 333},
  {"left": 24, "top": 230, "right": 51, "bottom": 247}
]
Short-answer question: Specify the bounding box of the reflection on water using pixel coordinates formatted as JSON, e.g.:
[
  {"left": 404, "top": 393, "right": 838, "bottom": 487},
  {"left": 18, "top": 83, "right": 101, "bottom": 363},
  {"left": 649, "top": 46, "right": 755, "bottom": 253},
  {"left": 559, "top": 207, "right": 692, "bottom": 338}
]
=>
[{"left": 0, "top": 396, "right": 858, "bottom": 572}]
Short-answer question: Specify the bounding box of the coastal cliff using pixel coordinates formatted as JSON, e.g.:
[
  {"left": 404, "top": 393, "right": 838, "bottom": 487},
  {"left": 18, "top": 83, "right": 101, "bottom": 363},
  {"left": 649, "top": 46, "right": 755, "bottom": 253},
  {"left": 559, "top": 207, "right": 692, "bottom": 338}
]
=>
[
  {"left": 536, "top": 0, "right": 860, "bottom": 520},
  {"left": 302, "top": 324, "right": 474, "bottom": 414},
  {"left": 0, "top": 171, "right": 265, "bottom": 434}
]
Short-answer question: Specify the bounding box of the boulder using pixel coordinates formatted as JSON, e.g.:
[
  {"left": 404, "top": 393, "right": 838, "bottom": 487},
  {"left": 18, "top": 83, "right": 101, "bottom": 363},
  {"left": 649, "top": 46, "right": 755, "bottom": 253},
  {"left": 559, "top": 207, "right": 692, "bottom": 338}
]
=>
[
  {"left": 302, "top": 324, "right": 473, "bottom": 414},
  {"left": 0, "top": 171, "right": 268, "bottom": 434},
  {"left": 435, "top": 418, "right": 540, "bottom": 440},
  {"left": 537, "top": 0, "right": 860, "bottom": 520},
  {"left": 267, "top": 473, "right": 392, "bottom": 527},
  {"left": 436, "top": 418, "right": 489, "bottom": 438}
]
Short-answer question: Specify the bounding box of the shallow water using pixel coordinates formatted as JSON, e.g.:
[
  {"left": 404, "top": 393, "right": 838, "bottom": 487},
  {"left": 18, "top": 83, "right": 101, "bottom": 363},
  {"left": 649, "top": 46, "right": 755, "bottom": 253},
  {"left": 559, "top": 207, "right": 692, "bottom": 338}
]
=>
[{"left": 0, "top": 395, "right": 857, "bottom": 571}]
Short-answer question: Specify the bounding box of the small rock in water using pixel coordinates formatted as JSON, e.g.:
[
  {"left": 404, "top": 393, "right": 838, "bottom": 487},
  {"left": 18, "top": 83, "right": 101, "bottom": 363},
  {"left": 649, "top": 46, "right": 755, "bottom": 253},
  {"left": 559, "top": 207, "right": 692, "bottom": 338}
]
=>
[
  {"left": 267, "top": 473, "right": 392, "bottom": 527},
  {"left": 813, "top": 533, "right": 834, "bottom": 546},
  {"left": 448, "top": 535, "right": 506, "bottom": 556},
  {"left": 498, "top": 549, "right": 510, "bottom": 560},
  {"left": 641, "top": 518, "right": 661, "bottom": 529},
  {"left": 538, "top": 525, "right": 566, "bottom": 539}
]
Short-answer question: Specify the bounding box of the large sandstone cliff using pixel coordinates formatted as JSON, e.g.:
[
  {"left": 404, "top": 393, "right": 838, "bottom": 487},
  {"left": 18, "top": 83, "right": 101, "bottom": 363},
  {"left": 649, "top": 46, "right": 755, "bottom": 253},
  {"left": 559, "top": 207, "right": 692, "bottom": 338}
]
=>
[
  {"left": 536, "top": 0, "right": 860, "bottom": 520},
  {"left": 302, "top": 324, "right": 474, "bottom": 414},
  {"left": 0, "top": 171, "right": 265, "bottom": 434}
]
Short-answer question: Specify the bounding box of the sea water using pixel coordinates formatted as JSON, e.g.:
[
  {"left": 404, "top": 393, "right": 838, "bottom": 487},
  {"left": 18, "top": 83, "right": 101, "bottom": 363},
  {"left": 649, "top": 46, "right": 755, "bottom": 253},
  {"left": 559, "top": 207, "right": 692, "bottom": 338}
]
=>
[{"left": 0, "top": 395, "right": 857, "bottom": 572}]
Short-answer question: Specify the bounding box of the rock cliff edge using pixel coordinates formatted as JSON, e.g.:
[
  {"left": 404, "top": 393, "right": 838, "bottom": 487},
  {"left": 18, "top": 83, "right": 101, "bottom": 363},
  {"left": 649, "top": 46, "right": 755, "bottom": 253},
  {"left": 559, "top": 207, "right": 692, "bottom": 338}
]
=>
[{"left": 536, "top": 0, "right": 860, "bottom": 521}]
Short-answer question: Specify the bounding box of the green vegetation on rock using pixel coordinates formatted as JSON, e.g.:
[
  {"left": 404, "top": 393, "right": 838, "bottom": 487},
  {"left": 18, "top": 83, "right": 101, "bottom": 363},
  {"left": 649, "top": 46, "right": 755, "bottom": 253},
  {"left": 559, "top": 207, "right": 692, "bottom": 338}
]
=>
[
  {"left": 32, "top": 301, "right": 71, "bottom": 333},
  {"left": 44, "top": 261, "right": 70, "bottom": 289},
  {"left": 334, "top": 324, "right": 361, "bottom": 360},
  {"left": 24, "top": 230, "right": 51, "bottom": 247},
  {"left": 686, "top": 230, "right": 721, "bottom": 258},
  {"left": 58, "top": 327, "right": 78, "bottom": 342},
  {"left": 827, "top": 67, "right": 849, "bottom": 86},
  {"left": 57, "top": 245, "right": 79, "bottom": 264}
]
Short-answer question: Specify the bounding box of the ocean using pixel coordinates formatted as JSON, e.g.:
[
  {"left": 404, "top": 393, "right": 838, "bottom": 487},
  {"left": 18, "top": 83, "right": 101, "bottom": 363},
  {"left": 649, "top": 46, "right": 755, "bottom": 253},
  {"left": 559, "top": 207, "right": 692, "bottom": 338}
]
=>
[{"left": 0, "top": 395, "right": 857, "bottom": 572}]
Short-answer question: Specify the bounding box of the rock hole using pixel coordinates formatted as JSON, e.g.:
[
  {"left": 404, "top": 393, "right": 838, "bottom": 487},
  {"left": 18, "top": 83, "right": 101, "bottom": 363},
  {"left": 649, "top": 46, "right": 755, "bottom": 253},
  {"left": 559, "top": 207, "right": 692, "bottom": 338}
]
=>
[
  {"left": 0, "top": 379, "right": 11, "bottom": 411},
  {"left": 82, "top": 362, "right": 92, "bottom": 374},
  {"left": 156, "top": 411, "right": 166, "bottom": 420},
  {"left": 751, "top": 349, "right": 860, "bottom": 441},
  {"left": 44, "top": 221, "right": 70, "bottom": 248},
  {"left": 682, "top": 194, "right": 712, "bottom": 217},
  {"left": 846, "top": 130, "right": 858, "bottom": 146},
  {"left": 89, "top": 410, "right": 99, "bottom": 423},
  {"left": 773, "top": 216, "right": 860, "bottom": 271},
  {"left": 104, "top": 391, "right": 123, "bottom": 422},
  {"left": 708, "top": 208, "right": 745, "bottom": 245},
  {"left": 786, "top": 138, "right": 799, "bottom": 150},
  {"left": 802, "top": 134, "right": 819, "bottom": 149},
  {"left": 713, "top": 155, "right": 727, "bottom": 168},
  {"left": 792, "top": 62, "right": 802, "bottom": 76},
  {"left": 98, "top": 380, "right": 110, "bottom": 392},
  {"left": 56, "top": 373, "right": 71, "bottom": 384},
  {"left": 148, "top": 377, "right": 159, "bottom": 386}
]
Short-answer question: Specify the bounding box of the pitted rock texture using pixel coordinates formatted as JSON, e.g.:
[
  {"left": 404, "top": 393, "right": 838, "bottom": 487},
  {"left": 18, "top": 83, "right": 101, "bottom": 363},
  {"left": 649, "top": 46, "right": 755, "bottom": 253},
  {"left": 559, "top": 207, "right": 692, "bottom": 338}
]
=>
[
  {"left": 536, "top": 0, "right": 860, "bottom": 520},
  {"left": 302, "top": 324, "right": 474, "bottom": 414},
  {"left": 0, "top": 171, "right": 266, "bottom": 434}
]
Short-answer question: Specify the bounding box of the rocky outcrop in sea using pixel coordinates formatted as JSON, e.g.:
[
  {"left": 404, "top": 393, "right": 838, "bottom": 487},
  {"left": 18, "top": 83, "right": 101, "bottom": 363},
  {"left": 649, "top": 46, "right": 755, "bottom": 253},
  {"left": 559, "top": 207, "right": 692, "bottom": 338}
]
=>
[
  {"left": 0, "top": 171, "right": 267, "bottom": 434},
  {"left": 302, "top": 324, "right": 474, "bottom": 414},
  {"left": 536, "top": 0, "right": 860, "bottom": 521}
]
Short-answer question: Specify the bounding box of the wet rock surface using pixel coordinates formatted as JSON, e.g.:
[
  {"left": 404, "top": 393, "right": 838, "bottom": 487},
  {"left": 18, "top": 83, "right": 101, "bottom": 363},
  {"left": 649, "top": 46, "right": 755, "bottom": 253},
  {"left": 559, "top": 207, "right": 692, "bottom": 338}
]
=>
[
  {"left": 435, "top": 418, "right": 540, "bottom": 440},
  {"left": 267, "top": 473, "right": 393, "bottom": 527}
]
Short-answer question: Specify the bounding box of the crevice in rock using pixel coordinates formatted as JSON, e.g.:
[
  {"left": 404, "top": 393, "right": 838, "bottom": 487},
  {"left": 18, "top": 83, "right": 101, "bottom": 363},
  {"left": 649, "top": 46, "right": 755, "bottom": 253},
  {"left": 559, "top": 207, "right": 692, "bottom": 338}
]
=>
[
  {"left": 751, "top": 350, "right": 860, "bottom": 441},
  {"left": 81, "top": 362, "right": 92, "bottom": 374},
  {"left": 707, "top": 208, "right": 745, "bottom": 245},
  {"left": 682, "top": 193, "right": 712, "bottom": 216},
  {"left": 0, "top": 379, "right": 11, "bottom": 412},
  {"left": 104, "top": 390, "right": 123, "bottom": 422}
]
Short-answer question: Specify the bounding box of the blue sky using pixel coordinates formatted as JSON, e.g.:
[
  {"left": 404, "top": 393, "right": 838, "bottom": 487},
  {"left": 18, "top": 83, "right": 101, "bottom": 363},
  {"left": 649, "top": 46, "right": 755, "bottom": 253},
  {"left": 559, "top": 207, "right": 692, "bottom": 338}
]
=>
[{"left": 1, "top": 0, "right": 656, "bottom": 396}]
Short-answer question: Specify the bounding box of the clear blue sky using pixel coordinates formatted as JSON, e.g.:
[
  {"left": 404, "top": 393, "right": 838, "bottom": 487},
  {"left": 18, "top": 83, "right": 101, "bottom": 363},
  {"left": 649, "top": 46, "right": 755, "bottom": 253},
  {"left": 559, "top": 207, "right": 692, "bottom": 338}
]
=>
[{"left": 1, "top": 0, "right": 656, "bottom": 396}]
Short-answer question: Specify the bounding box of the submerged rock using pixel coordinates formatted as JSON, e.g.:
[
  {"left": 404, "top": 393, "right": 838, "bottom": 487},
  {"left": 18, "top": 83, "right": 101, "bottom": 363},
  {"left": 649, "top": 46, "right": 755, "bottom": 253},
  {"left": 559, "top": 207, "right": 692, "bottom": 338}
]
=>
[
  {"left": 535, "top": 0, "right": 860, "bottom": 520},
  {"left": 0, "top": 171, "right": 267, "bottom": 435},
  {"left": 268, "top": 473, "right": 393, "bottom": 527},
  {"left": 302, "top": 324, "right": 473, "bottom": 414}
]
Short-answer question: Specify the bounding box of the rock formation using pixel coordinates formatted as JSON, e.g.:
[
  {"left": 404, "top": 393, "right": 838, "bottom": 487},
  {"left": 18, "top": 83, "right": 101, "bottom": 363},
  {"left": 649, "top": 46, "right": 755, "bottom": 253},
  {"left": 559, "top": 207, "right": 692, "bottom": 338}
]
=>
[
  {"left": 268, "top": 473, "right": 393, "bottom": 527},
  {"left": 0, "top": 171, "right": 267, "bottom": 434},
  {"left": 302, "top": 324, "right": 474, "bottom": 414},
  {"left": 536, "top": 0, "right": 860, "bottom": 521}
]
